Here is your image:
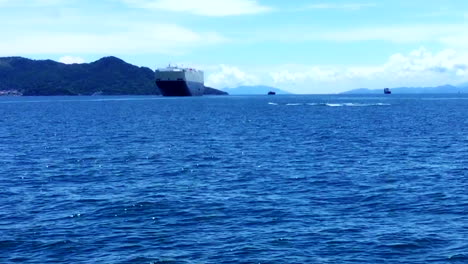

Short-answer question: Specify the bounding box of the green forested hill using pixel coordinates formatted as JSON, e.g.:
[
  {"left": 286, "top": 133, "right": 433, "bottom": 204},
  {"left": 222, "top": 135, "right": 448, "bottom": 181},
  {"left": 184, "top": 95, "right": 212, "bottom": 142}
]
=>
[{"left": 0, "top": 56, "right": 227, "bottom": 96}]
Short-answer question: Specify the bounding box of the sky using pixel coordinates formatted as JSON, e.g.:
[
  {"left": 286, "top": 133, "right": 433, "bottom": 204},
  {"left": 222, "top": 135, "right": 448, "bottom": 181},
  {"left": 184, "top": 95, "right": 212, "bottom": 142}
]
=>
[{"left": 1, "top": 0, "right": 468, "bottom": 93}]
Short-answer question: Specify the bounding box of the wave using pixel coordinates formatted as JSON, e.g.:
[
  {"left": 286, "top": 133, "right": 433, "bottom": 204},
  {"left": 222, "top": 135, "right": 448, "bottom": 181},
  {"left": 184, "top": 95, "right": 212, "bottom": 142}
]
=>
[
  {"left": 270, "top": 102, "right": 391, "bottom": 107},
  {"left": 339, "top": 103, "right": 391, "bottom": 107}
]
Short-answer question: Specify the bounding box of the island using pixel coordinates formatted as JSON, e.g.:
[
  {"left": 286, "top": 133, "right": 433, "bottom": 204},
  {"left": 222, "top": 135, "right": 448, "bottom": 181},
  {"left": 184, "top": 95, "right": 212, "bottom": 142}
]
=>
[{"left": 0, "top": 56, "right": 227, "bottom": 96}]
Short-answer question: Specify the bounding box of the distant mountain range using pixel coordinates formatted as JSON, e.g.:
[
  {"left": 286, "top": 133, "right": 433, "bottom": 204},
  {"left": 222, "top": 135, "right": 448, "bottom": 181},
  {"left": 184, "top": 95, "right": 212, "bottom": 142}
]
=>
[
  {"left": 0, "top": 56, "right": 226, "bottom": 96},
  {"left": 222, "top": 85, "right": 291, "bottom": 95},
  {"left": 343, "top": 84, "right": 468, "bottom": 94}
]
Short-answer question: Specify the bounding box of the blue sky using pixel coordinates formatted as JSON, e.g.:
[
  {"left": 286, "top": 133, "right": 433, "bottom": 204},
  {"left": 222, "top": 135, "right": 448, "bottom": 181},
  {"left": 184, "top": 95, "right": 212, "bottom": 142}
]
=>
[{"left": 1, "top": 0, "right": 468, "bottom": 93}]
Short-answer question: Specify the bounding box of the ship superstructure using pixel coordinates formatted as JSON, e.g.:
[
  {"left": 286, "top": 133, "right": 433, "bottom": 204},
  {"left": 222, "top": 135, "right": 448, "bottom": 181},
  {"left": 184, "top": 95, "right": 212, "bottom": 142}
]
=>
[{"left": 155, "top": 65, "right": 204, "bottom": 96}]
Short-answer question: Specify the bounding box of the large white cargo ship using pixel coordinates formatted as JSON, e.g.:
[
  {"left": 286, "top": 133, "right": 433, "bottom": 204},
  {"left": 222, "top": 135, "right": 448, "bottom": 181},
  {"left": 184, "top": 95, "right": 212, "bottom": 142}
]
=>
[{"left": 155, "top": 66, "right": 204, "bottom": 96}]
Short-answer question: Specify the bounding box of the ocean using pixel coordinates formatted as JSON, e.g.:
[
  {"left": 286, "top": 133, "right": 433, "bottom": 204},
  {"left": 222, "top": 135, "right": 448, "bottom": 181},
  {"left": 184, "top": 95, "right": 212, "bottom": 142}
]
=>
[{"left": 0, "top": 94, "right": 467, "bottom": 263}]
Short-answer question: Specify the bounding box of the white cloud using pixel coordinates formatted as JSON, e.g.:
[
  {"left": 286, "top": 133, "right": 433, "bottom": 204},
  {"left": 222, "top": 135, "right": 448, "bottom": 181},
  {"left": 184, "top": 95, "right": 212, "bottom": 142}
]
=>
[
  {"left": 305, "top": 3, "right": 376, "bottom": 10},
  {"left": 58, "top": 56, "right": 85, "bottom": 64},
  {"left": 121, "top": 0, "right": 272, "bottom": 16},
  {"left": 0, "top": 23, "right": 227, "bottom": 56},
  {"left": 382, "top": 48, "right": 468, "bottom": 77},
  {"left": 206, "top": 65, "right": 260, "bottom": 88}
]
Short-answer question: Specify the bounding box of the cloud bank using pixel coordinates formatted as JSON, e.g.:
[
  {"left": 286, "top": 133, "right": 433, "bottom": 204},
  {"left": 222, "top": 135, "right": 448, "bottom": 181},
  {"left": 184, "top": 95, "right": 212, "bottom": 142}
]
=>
[
  {"left": 206, "top": 65, "right": 259, "bottom": 88},
  {"left": 206, "top": 48, "right": 468, "bottom": 93},
  {"left": 58, "top": 56, "right": 85, "bottom": 64}
]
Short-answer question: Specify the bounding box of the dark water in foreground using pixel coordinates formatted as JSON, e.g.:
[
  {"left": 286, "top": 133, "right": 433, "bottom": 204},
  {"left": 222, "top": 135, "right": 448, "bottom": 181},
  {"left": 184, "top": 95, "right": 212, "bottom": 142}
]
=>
[{"left": 0, "top": 95, "right": 467, "bottom": 263}]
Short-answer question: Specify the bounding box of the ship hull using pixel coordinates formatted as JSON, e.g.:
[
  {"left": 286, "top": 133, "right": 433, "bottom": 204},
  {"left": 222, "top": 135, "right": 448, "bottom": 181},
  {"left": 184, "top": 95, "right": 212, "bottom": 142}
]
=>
[{"left": 156, "top": 80, "right": 204, "bottom": 96}]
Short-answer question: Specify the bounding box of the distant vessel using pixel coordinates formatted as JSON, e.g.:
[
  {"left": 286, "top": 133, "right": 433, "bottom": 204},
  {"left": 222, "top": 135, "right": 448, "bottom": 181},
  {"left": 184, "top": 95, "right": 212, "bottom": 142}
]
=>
[
  {"left": 155, "top": 65, "right": 204, "bottom": 96},
  {"left": 384, "top": 88, "right": 391, "bottom": 94},
  {"left": 267, "top": 91, "right": 276, "bottom": 95}
]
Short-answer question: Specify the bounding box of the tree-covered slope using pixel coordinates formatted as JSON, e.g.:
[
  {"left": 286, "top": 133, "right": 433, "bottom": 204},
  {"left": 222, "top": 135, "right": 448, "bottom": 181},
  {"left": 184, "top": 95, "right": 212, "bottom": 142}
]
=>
[{"left": 0, "top": 56, "right": 157, "bottom": 95}]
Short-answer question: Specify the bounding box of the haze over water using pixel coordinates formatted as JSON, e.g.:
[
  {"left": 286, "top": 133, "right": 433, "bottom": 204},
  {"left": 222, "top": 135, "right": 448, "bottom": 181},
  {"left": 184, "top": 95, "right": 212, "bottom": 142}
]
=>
[{"left": 1, "top": 95, "right": 467, "bottom": 263}]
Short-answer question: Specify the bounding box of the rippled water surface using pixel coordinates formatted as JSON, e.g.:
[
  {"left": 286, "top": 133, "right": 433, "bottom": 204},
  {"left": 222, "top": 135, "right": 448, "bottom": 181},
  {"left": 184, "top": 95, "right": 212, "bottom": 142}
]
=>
[{"left": 0, "top": 95, "right": 467, "bottom": 263}]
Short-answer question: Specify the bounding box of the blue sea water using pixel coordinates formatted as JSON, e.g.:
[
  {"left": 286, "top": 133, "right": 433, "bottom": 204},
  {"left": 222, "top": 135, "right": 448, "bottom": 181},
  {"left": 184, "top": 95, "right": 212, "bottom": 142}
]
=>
[{"left": 0, "top": 94, "right": 467, "bottom": 263}]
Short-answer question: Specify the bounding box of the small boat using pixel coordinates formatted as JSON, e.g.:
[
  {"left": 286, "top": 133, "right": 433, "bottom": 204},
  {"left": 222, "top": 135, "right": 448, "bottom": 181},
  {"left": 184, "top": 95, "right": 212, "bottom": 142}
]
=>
[
  {"left": 384, "top": 88, "right": 391, "bottom": 94},
  {"left": 267, "top": 91, "right": 276, "bottom": 95}
]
